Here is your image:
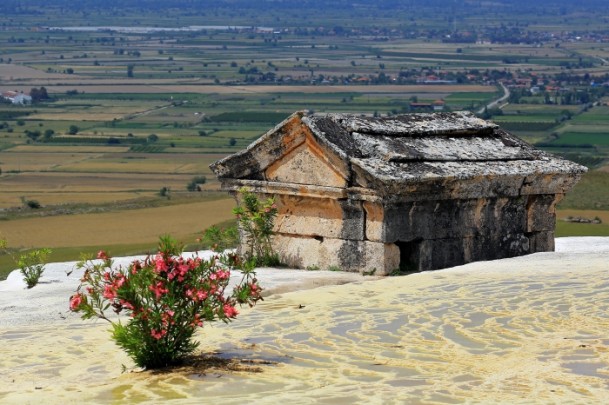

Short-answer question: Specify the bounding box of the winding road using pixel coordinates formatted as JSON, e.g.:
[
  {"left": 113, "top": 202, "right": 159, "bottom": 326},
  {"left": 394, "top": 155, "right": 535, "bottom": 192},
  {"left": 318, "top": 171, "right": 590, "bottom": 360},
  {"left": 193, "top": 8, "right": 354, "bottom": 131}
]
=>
[{"left": 477, "top": 82, "right": 510, "bottom": 114}]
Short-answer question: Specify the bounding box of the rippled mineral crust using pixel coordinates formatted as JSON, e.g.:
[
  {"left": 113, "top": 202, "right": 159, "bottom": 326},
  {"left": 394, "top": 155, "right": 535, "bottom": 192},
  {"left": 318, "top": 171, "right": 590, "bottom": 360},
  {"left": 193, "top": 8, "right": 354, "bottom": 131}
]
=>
[{"left": 1, "top": 238, "right": 609, "bottom": 404}]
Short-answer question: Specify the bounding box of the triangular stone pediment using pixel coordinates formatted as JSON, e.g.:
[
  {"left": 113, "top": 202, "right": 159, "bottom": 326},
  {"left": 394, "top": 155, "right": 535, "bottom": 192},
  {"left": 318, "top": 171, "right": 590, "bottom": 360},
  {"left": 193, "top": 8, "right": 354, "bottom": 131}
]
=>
[
  {"left": 265, "top": 135, "right": 348, "bottom": 188},
  {"left": 210, "top": 112, "right": 350, "bottom": 188}
]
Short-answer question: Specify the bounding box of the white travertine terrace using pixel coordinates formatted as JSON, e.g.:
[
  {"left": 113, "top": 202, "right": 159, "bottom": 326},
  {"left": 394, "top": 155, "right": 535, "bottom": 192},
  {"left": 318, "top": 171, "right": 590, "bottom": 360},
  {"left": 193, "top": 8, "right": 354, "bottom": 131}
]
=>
[{"left": 1, "top": 238, "right": 608, "bottom": 403}]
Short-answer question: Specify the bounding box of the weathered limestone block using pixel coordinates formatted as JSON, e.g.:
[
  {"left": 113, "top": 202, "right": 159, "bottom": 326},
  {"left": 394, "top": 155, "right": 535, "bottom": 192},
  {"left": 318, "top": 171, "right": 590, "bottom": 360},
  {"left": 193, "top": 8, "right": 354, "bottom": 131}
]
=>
[
  {"left": 475, "top": 197, "right": 528, "bottom": 236},
  {"left": 521, "top": 173, "right": 583, "bottom": 196},
  {"left": 526, "top": 194, "right": 559, "bottom": 232},
  {"left": 363, "top": 201, "right": 384, "bottom": 241},
  {"left": 402, "top": 238, "right": 465, "bottom": 271},
  {"left": 273, "top": 234, "right": 399, "bottom": 275},
  {"left": 376, "top": 197, "right": 527, "bottom": 243},
  {"left": 400, "top": 232, "right": 532, "bottom": 271},
  {"left": 337, "top": 239, "right": 400, "bottom": 274},
  {"left": 274, "top": 195, "right": 364, "bottom": 240},
  {"left": 339, "top": 198, "right": 366, "bottom": 240},
  {"left": 274, "top": 195, "right": 343, "bottom": 239},
  {"left": 467, "top": 233, "right": 530, "bottom": 260},
  {"left": 528, "top": 231, "right": 555, "bottom": 252}
]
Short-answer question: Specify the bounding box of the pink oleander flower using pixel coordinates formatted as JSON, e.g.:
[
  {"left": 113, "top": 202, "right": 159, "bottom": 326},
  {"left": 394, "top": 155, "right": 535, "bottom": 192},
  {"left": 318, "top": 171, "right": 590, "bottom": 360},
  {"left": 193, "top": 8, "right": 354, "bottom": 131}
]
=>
[
  {"left": 120, "top": 299, "right": 134, "bottom": 311},
  {"left": 151, "top": 328, "right": 167, "bottom": 340},
  {"left": 178, "top": 263, "right": 189, "bottom": 275},
  {"left": 154, "top": 253, "right": 168, "bottom": 273},
  {"left": 216, "top": 269, "right": 230, "bottom": 280},
  {"left": 103, "top": 285, "right": 117, "bottom": 300},
  {"left": 249, "top": 282, "right": 260, "bottom": 294},
  {"left": 169, "top": 262, "right": 189, "bottom": 282},
  {"left": 149, "top": 281, "right": 168, "bottom": 300},
  {"left": 162, "top": 310, "right": 176, "bottom": 326},
  {"left": 115, "top": 274, "right": 126, "bottom": 288},
  {"left": 223, "top": 304, "right": 238, "bottom": 318},
  {"left": 97, "top": 250, "right": 108, "bottom": 260},
  {"left": 191, "top": 314, "right": 203, "bottom": 327},
  {"left": 69, "top": 293, "right": 83, "bottom": 311},
  {"left": 196, "top": 289, "right": 208, "bottom": 301}
]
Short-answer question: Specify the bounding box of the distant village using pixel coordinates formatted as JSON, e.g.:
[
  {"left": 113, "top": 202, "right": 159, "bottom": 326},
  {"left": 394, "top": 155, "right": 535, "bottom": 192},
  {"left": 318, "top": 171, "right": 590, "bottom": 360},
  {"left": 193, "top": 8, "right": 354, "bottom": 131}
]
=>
[
  {"left": 1, "top": 90, "right": 32, "bottom": 105},
  {"left": 3, "top": 63, "right": 609, "bottom": 113},
  {"left": 1, "top": 87, "right": 49, "bottom": 105}
]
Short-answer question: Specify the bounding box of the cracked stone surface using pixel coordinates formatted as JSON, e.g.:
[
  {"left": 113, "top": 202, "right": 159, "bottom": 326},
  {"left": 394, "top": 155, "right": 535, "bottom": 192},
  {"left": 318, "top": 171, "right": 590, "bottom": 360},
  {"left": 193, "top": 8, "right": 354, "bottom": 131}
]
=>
[{"left": 211, "top": 111, "right": 586, "bottom": 274}]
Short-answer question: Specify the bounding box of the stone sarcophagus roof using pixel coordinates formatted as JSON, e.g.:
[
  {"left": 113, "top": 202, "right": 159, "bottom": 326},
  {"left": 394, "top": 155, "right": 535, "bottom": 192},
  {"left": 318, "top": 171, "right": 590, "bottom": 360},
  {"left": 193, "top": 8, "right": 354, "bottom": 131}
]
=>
[{"left": 211, "top": 111, "right": 586, "bottom": 274}]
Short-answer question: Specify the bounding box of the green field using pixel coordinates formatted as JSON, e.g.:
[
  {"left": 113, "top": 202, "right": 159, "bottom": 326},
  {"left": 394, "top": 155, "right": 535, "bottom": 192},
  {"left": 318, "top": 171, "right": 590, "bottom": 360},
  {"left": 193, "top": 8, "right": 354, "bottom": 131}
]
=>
[{"left": 1, "top": 0, "right": 609, "bottom": 279}]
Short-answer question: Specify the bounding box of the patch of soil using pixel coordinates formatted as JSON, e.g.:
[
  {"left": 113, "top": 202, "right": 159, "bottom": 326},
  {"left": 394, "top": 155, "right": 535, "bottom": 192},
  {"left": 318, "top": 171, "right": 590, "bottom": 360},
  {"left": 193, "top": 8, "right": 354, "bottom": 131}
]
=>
[{"left": 147, "top": 352, "right": 278, "bottom": 376}]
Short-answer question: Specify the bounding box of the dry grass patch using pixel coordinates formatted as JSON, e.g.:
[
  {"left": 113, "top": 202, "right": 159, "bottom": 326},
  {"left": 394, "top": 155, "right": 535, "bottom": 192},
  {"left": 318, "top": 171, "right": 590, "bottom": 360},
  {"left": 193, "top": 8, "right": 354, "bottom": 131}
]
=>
[
  {"left": 0, "top": 172, "right": 219, "bottom": 208},
  {"left": 28, "top": 113, "right": 126, "bottom": 121},
  {"left": 0, "top": 151, "right": 228, "bottom": 208},
  {"left": 598, "top": 165, "right": 609, "bottom": 174},
  {"left": 55, "top": 154, "right": 215, "bottom": 174},
  {"left": 0, "top": 64, "right": 72, "bottom": 80},
  {"left": 0, "top": 192, "right": 153, "bottom": 208},
  {"left": 43, "top": 84, "right": 497, "bottom": 95},
  {"left": 0, "top": 198, "right": 234, "bottom": 248},
  {"left": 0, "top": 171, "right": 205, "bottom": 191},
  {"left": 0, "top": 152, "right": 98, "bottom": 172},
  {"left": 7, "top": 145, "right": 131, "bottom": 153}
]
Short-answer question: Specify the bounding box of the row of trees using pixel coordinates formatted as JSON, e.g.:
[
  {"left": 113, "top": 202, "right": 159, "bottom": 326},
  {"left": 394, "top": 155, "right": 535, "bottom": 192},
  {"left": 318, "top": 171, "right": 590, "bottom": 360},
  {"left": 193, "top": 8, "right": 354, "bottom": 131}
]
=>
[{"left": 507, "top": 87, "right": 607, "bottom": 106}]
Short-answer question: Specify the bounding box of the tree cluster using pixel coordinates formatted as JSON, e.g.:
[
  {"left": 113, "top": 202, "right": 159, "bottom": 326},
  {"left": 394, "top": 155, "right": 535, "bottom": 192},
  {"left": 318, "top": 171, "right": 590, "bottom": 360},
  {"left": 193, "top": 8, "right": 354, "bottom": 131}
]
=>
[{"left": 29, "top": 87, "right": 49, "bottom": 103}]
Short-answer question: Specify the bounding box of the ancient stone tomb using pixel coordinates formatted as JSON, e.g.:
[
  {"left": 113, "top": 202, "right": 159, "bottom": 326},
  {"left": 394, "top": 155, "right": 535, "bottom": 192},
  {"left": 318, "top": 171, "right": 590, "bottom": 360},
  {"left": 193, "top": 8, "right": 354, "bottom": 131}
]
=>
[{"left": 211, "top": 111, "right": 586, "bottom": 275}]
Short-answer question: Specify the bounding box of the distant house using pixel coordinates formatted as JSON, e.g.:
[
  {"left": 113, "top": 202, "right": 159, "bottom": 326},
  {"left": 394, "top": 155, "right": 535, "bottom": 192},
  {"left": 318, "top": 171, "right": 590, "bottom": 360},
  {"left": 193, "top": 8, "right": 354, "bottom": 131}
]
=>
[
  {"left": 1, "top": 90, "right": 32, "bottom": 105},
  {"left": 409, "top": 102, "right": 433, "bottom": 111},
  {"left": 416, "top": 75, "right": 458, "bottom": 84},
  {"left": 409, "top": 100, "right": 447, "bottom": 112},
  {"left": 432, "top": 99, "right": 446, "bottom": 111},
  {"left": 12, "top": 93, "right": 32, "bottom": 105}
]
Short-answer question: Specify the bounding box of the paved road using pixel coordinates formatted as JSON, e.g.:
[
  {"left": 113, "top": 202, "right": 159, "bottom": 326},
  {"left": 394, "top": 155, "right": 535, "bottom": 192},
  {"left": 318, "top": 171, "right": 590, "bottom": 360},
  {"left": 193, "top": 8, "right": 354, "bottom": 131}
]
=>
[{"left": 477, "top": 82, "right": 510, "bottom": 114}]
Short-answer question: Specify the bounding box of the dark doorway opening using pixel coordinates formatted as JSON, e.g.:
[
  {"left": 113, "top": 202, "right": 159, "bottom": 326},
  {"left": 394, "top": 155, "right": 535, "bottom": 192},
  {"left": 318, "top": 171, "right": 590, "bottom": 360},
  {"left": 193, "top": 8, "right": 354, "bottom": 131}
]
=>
[{"left": 395, "top": 239, "right": 423, "bottom": 273}]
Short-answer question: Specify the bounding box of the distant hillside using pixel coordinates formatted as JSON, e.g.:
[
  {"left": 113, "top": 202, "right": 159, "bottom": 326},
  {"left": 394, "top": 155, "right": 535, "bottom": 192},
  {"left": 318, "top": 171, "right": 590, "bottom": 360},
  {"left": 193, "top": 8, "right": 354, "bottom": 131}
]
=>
[{"left": 1, "top": 0, "right": 607, "bottom": 14}]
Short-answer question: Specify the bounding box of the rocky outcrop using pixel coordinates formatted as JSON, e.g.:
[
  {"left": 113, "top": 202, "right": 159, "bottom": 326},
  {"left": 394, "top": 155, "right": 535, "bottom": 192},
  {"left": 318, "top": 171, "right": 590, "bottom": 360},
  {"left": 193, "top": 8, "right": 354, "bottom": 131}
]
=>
[{"left": 211, "top": 111, "right": 587, "bottom": 274}]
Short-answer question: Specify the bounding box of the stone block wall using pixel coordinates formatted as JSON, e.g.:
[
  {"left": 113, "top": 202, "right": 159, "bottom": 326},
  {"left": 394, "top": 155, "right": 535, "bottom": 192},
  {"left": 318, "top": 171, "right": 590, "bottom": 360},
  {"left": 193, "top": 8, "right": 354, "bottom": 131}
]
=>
[
  {"left": 249, "top": 191, "right": 563, "bottom": 274},
  {"left": 213, "top": 112, "right": 585, "bottom": 275}
]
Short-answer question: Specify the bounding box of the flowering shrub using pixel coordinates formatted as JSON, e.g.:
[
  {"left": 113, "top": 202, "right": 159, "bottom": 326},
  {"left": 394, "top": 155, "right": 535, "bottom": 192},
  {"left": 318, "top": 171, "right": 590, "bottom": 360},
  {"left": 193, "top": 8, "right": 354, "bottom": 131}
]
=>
[
  {"left": 70, "top": 236, "right": 263, "bottom": 369},
  {"left": 233, "top": 188, "right": 280, "bottom": 267}
]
